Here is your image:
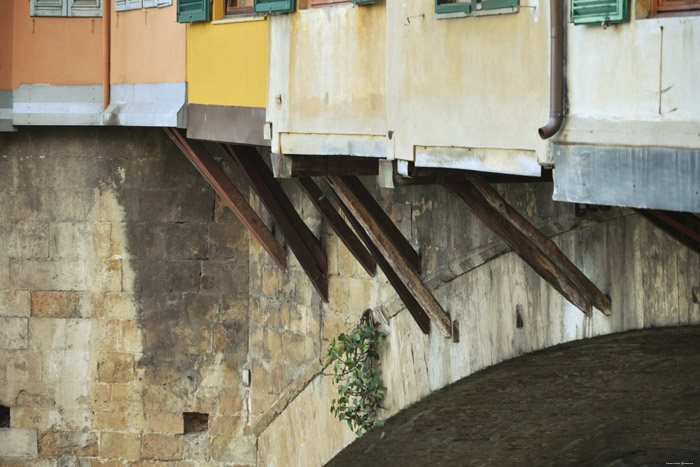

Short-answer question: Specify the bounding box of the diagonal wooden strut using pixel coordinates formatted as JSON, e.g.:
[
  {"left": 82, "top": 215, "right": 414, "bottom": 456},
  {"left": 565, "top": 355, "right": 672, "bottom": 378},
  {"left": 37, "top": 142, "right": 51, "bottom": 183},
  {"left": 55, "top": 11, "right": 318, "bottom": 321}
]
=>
[
  {"left": 324, "top": 180, "right": 430, "bottom": 334},
  {"left": 634, "top": 209, "right": 700, "bottom": 256},
  {"left": 328, "top": 177, "right": 450, "bottom": 337},
  {"left": 220, "top": 144, "right": 329, "bottom": 302},
  {"left": 445, "top": 176, "right": 611, "bottom": 317},
  {"left": 338, "top": 176, "right": 421, "bottom": 274},
  {"left": 298, "top": 177, "right": 377, "bottom": 278},
  {"left": 163, "top": 128, "right": 287, "bottom": 271}
]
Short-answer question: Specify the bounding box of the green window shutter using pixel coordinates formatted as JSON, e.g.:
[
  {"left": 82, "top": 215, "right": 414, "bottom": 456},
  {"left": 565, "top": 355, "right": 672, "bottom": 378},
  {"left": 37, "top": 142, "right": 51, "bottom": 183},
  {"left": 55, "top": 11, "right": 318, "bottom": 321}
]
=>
[
  {"left": 571, "top": 0, "right": 628, "bottom": 24},
  {"left": 352, "top": 0, "right": 376, "bottom": 5},
  {"left": 435, "top": 0, "right": 472, "bottom": 15},
  {"left": 31, "top": 0, "right": 67, "bottom": 16},
  {"left": 177, "top": 0, "right": 210, "bottom": 22},
  {"left": 254, "top": 0, "right": 294, "bottom": 14}
]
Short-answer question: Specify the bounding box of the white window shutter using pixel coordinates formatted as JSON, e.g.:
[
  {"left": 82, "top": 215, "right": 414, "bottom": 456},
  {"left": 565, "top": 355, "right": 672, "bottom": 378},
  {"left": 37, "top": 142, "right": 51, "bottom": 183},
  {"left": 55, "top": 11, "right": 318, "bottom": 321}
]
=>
[
  {"left": 156, "top": 0, "right": 172, "bottom": 6},
  {"left": 68, "top": 0, "right": 102, "bottom": 16},
  {"left": 115, "top": 0, "right": 127, "bottom": 10},
  {"left": 144, "top": 0, "right": 157, "bottom": 6},
  {"left": 31, "top": 0, "right": 67, "bottom": 16},
  {"left": 126, "top": 0, "right": 142, "bottom": 9}
]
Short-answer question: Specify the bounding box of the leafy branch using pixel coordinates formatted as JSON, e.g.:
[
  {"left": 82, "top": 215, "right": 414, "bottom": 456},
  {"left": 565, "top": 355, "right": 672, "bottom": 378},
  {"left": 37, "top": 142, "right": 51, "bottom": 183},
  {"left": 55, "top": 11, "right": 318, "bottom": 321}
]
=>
[{"left": 325, "top": 310, "right": 387, "bottom": 438}]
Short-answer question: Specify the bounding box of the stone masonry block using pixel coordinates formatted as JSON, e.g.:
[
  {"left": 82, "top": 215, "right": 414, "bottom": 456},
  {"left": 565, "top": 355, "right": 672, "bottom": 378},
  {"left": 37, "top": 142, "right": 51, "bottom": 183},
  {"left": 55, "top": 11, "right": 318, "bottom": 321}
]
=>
[
  {"left": 0, "top": 291, "right": 31, "bottom": 317},
  {"left": 210, "top": 435, "right": 256, "bottom": 464},
  {"left": 49, "top": 222, "right": 111, "bottom": 259},
  {"left": 38, "top": 430, "right": 98, "bottom": 457},
  {"left": 29, "top": 318, "right": 66, "bottom": 351},
  {"left": 0, "top": 428, "right": 38, "bottom": 458},
  {"left": 10, "top": 259, "right": 86, "bottom": 291},
  {"left": 164, "top": 224, "right": 208, "bottom": 260},
  {"left": 89, "top": 292, "right": 137, "bottom": 320},
  {"left": 141, "top": 434, "right": 186, "bottom": 461},
  {"left": 0, "top": 317, "right": 29, "bottom": 350},
  {"left": 31, "top": 291, "right": 81, "bottom": 318},
  {"left": 99, "top": 432, "right": 141, "bottom": 460},
  {"left": 97, "top": 352, "right": 135, "bottom": 384},
  {"left": 86, "top": 259, "right": 123, "bottom": 292},
  {"left": 283, "top": 333, "right": 316, "bottom": 367},
  {"left": 200, "top": 261, "right": 247, "bottom": 295},
  {"left": 207, "top": 224, "right": 248, "bottom": 260},
  {"left": 7, "top": 222, "right": 49, "bottom": 259},
  {"left": 3, "top": 351, "right": 42, "bottom": 383},
  {"left": 43, "top": 350, "right": 91, "bottom": 383},
  {"left": 124, "top": 261, "right": 201, "bottom": 294}
]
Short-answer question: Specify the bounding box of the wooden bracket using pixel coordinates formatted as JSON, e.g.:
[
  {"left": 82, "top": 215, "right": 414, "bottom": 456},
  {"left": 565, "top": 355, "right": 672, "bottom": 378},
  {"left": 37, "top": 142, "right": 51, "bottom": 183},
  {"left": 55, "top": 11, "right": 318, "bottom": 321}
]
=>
[
  {"left": 445, "top": 174, "right": 611, "bottom": 317},
  {"left": 328, "top": 176, "right": 450, "bottom": 337},
  {"left": 221, "top": 144, "right": 329, "bottom": 302},
  {"left": 163, "top": 128, "right": 288, "bottom": 271},
  {"left": 635, "top": 209, "right": 700, "bottom": 256},
  {"left": 297, "top": 177, "right": 377, "bottom": 278}
]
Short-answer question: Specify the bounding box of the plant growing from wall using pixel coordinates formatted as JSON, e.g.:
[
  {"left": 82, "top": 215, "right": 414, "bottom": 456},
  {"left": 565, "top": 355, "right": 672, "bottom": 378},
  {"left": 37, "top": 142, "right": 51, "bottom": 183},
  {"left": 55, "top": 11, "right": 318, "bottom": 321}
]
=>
[{"left": 325, "top": 310, "right": 387, "bottom": 438}]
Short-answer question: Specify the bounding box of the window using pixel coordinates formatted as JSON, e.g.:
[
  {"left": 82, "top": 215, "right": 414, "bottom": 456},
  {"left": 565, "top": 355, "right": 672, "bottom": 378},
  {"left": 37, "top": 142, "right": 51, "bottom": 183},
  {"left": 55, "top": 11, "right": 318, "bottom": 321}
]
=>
[
  {"left": 31, "top": 0, "right": 102, "bottom": 17},
  {"left": 254, "top": 0, "right": 295, "bottom": 13},
  {"left": 226, "top": 0, "right": 254, "bottom": 16},
  {"left": 652, "top": 0, "right": 700, "bottom": 15},
  {"left": 177, "top": 0, "right": 209, "bottom": 21},
  {"left": 308, "top": 0, "right": 375, "bottom": 6},
  {"left": 570, "top": 0, "right": 628, "bottom": 24},
  {"left": 435, "top": 0, "right": 518, "bottom": 18},
  {"left": 117, "top": 0, "right": 172, "bottom": 12}
]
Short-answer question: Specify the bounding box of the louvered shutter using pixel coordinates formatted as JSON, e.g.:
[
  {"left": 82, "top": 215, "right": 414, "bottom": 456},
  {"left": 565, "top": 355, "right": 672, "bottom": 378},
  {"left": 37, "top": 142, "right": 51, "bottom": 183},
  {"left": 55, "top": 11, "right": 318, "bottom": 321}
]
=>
[
  {"left": 144, "top": 0, "right": 157, "bottom": 7},
  {"left": 31, "top": 0, "right": 67, "bottom": 16},
  {"left": 177, "top": 0, "right": 210, "bottom": 22},
  {"left": 157, "top": 0, "right": 172, "bottom": 6},
  {"left": 254, "top": 0, "right": 294, "bottom": 13},
  {"left": 115, "top": 0, "right": 127, "bottom": 10},
  {"left": 352, "top": 0, "right": 376, "bottom": 4},
  {"left": 571, "top": 0, "right": 628, "bottom": 24},
  {"left": 69, "top": 0, "right": 102, "bottom": 15},
  {"left": 435, "top": 0, "right": 472, "bottom": 15},
  {"left": 126, "top": 0, "right": 142, "bottom": 9}
]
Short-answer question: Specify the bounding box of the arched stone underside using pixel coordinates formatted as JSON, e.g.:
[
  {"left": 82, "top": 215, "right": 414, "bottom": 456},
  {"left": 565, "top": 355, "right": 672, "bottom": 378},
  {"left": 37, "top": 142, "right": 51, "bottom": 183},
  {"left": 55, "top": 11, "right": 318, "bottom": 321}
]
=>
[{"left": 327, "top": 326, "right": 700, "bottom": 466}]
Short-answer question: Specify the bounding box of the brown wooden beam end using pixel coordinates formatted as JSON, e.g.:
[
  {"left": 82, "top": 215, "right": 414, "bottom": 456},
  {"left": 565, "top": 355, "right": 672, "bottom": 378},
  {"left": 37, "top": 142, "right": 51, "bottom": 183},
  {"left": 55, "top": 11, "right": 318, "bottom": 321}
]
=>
[
  {"left": 298, "top": 177, "right": 377, "bottom": 278},
  {"left": 271, "top": 153, "right": 379, "bottom": 178},
  {"left": 465, "top": 174, "right": 611, "bottom": 316},
  {"left": 326, "top": 181, "right": 430, "bottom": 334},
  {"left": 163, "top": 128, "right": 288, "bottom": 271},
  {"left": 635, "top": 209, "right": 700, "bottom": 256},
  {"left": 220, "top": 143, "right": 328, "bottom": 302},
  {"left": 445, "top": 180, "right": 595, "bottom": 317},
  {"left": 328, "top": 176, "right": 450, "bottom": 337},
  {"left": 339, "top": 176, "right": 422, "bottom": 274}
]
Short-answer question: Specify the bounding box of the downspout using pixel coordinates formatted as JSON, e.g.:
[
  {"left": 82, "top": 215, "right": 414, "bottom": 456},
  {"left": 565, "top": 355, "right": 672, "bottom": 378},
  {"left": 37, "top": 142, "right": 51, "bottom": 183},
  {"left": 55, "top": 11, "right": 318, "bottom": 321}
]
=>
[
  {"left": 538, "top": 0, "right": 564, "bottom": 139},
  {"left": 103, "top": 0, "right": 110, "bottom": 110}
]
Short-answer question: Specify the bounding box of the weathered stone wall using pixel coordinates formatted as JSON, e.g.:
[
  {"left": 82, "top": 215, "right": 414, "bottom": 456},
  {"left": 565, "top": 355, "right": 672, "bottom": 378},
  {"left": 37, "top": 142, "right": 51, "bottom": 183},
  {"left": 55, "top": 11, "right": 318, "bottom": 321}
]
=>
[{"left": 0, "top": 128, "right": 254, "bottom": 466}]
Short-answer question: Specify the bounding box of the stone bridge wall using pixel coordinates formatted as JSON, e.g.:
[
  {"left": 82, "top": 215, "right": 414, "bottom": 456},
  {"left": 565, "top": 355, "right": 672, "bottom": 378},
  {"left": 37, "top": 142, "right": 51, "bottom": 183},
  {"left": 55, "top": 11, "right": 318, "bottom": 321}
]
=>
[{"left": 1, "top": 127, "right": 698, "bottom": 467}]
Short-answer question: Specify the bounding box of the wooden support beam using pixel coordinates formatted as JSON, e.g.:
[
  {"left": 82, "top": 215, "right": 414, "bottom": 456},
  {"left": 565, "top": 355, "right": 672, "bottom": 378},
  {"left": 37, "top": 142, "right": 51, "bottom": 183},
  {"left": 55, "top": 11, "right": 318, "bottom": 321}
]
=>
[
  {"left": 298, "top": 177, "right": 377, "bottom": 278},
  {"left": 220, "top": 143, "right": 329, "bottom": 302},
  {"left": 445, "top": 177, "right": 608, "bottom": 317},
  {"left": 338, "top": 176, "right": 422, "bottom": 274},
  {"left": 163, "top": 128, "right": 288, "bottom": 271},
  {"left": 635, "top": 209, "right": 700, "bottom": 256},
  {"left": 325, "top": 180, "right": 431, "bottom": 334},
  {"left": 328, "top": 177, "right": 450, "bottom": 337},
  {"left": 465, "top": 174, "right": 611, "bottom": 316},
  {"left": 271, "top": 153, "right": 379, "bottom": 178}
]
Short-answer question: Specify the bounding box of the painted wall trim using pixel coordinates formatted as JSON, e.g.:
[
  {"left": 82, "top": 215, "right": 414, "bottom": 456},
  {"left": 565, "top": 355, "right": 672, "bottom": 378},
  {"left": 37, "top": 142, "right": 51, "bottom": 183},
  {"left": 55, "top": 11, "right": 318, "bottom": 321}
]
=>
[
  {"left": 553, "top": 144, "right": 700, "bottom": 213},
  {"left": 415, "top": 146, "right": 541, "bottom": 177},
  {"left": 279, "top": 133, "right": 387, "bottom": 158},
  {"left": 187, "top": 104, "right": 268, "bottom": 146},
  {"left": 0, "top": 90, "right": 15, "bottom": 132},
  {"left": 12, "top": 83, "right": 186, "bottom": 127},
  {"left": 102, "top": 82, "right": 187, "bottom": 128}
]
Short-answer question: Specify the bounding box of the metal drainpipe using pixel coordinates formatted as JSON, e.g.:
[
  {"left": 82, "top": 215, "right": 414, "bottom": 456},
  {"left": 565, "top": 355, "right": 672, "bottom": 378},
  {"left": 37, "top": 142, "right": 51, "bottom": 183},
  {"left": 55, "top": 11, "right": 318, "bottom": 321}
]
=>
[
  {"left": 538, "top": 0, "right": 564, "bottom": 139},
  {"left": 103, "top": 0, "right": 110, "bottom": 111}
]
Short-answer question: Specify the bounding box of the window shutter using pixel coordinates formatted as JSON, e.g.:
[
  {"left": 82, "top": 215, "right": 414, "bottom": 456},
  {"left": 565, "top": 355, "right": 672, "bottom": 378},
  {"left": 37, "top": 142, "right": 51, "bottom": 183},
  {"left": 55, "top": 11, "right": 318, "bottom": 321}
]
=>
[
  {"left": 115, "top": 0, "right": 127, "bottom": 10},
  {"left": 435, "top": 0, "right": 472, "bottom": 15},
  {"left": 69, "top": 0, "right": 102, "bottom": 15},
  {"left": 31, "top": 0, "right": 67, "bottom": 16},
  {"left": 254, "top": 0, "right": 294, "bottom": 13},
  {"left": 352, "top": 0, "right": 376, "bottom": 4},
  {"left": 571, "top": 0, "right": 628, "bottom": 24},
  {"left": 177, "top": 0, "right": 210, "bottom": 22},
  {"left": 144, "top": 0, "right": 157, "bottom": 7},
  {"left": 157, "top": 0, "right": 172, "bottom": 6},
  {"left": 127, "top": 0, "right": 142, "bottom": 9}
]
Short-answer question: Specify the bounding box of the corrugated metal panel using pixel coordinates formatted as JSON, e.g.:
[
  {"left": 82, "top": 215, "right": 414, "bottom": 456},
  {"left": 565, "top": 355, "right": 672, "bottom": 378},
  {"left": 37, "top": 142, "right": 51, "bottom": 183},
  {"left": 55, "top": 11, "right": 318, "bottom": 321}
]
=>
[{"left": 553, "top": 145, "right": 700, "bottom": 213}]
